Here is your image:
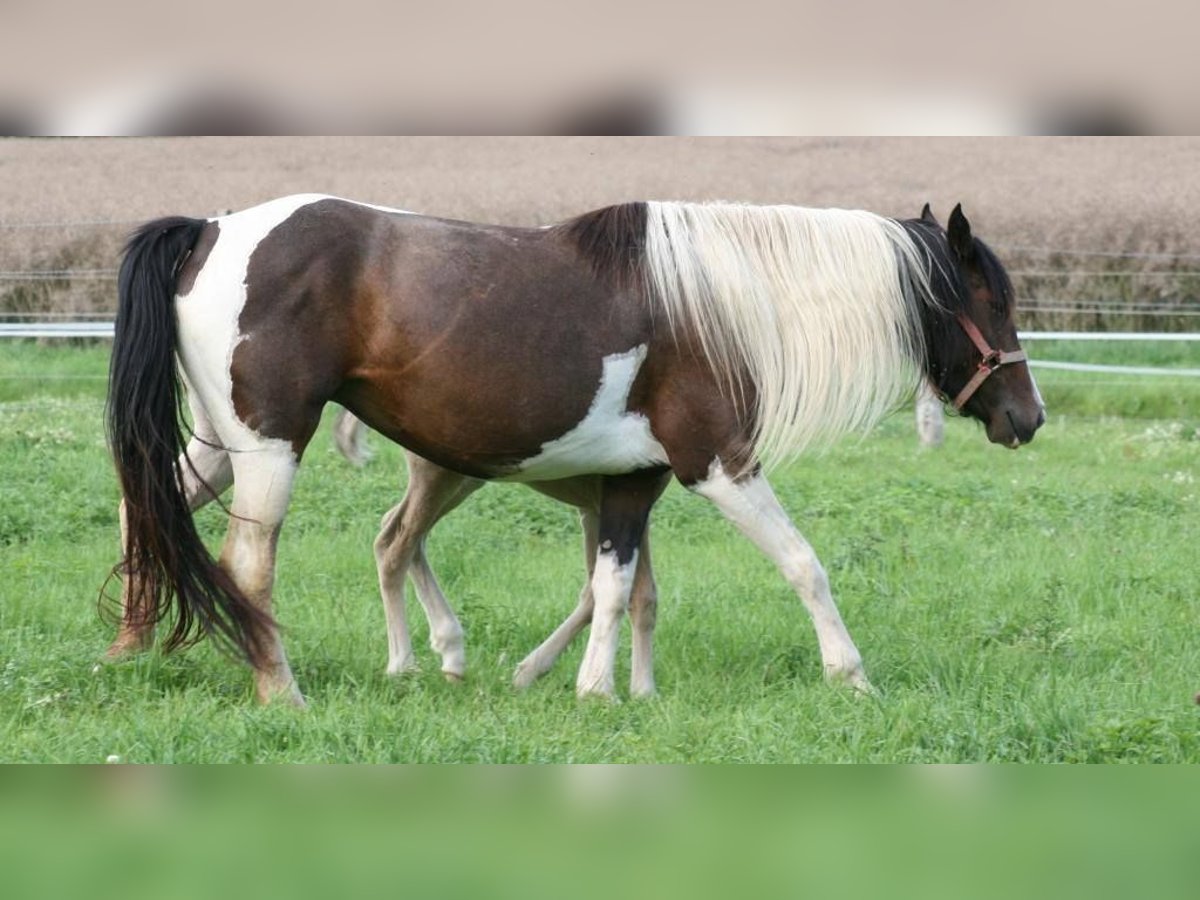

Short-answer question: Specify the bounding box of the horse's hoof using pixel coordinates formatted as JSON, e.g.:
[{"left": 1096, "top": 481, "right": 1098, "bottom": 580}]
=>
[
  {"left": 512, "top": 659, "right": 540, "bottom": 689},
  {"left": 255, "top": 676, "right": 307, "bottom": 708},
  {"left": 442, "top": 671, "right": 464, "bottom": 684},
  {"left": 103, "top": 636, "right": 151, "bottom": 661},
  {"left": 850, "top": 678, "right": 879, "bottom": 698},
  {"left": 258, "top": 689, "right": 307, "bottom": 709},
  {"left": 385, "top": 658, "right": 421, "bottom": 678},
  {"left": 575, "top": 682, "right": 619, "bottom": 703},
  {"left": 826, "top": 664, "right": 877, "bottom": 697}
]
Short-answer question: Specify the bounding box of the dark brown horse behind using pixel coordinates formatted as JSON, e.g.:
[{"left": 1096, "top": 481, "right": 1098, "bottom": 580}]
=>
[{"left": 106, "top": 195, "right": 1043, "bottom": 704}]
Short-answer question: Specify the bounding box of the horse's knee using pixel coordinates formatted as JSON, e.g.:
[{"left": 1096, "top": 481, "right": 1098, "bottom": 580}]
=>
[{"left": 778, "top": 544, "right": 827, "bottom": 594}]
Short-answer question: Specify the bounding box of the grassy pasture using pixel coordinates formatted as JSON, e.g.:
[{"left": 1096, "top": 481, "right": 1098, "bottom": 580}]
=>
[{"left": 1, "top": 342, "right": 1198, "bottom": 762}]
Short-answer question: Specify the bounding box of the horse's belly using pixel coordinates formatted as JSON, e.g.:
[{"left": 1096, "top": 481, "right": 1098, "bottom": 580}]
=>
[
  {"left": 497, "top": 343, "right": 669, "bottom": 482},
  {"left": 499, "top": 412, "right": 668, "bottom": 482}
]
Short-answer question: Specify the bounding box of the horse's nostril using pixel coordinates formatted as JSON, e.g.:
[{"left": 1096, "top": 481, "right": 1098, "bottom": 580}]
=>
[{"left": 1036, "top": 408, "right": 1046, "bottom": 429}]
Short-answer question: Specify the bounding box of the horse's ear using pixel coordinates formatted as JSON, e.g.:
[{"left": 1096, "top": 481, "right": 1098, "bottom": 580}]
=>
[
  {"left": 920, "top": 203, "right": 939, "bottom": 226},
  {"left": 947, "top": 203, "right": 974, "bottom": 260}
]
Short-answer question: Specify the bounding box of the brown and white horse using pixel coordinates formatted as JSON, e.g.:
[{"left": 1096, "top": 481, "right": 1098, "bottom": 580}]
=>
[{"left": 106, "top": 196, "right": 1043, "bottom": 704}]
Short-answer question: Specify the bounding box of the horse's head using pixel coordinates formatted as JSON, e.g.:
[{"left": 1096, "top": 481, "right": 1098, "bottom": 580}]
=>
[{"left": 908, "top": 203, "right": 1045, "bottom": 448}]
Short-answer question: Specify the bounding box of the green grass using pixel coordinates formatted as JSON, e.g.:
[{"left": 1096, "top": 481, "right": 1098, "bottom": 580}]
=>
[{"left": 1, "top": 342, "right": 1199, "bottom": 762}]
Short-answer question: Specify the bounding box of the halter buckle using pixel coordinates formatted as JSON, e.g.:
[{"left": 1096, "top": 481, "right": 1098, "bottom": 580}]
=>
[{"left": 944, "top": 314, "right": 1027, "bottom": 412}]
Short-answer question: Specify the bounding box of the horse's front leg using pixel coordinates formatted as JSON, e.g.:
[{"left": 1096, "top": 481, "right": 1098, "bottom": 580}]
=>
[{"left": 692, "top": 460, "right": 872, "bottom": 693}]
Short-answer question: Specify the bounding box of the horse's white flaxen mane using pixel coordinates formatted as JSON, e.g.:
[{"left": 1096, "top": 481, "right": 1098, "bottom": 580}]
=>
[{"left": 643, "top": 201, "right": 938, "bottom": 467}]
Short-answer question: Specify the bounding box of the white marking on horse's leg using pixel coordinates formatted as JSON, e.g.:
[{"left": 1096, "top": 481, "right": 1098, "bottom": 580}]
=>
[
  {"left": 576, "top": 550, "right": 637, "bottom": 699},
  {"left": 628, "top": 535, "right": 658, "bottom": 698},
  {"left": 222, "top": 446, "right": 303, "bottom": 706},
  {"left": 693, "top": 461, "right": 872, "bottom": 693},
  {"left": 513, "top": 509, "right": 598, "bottom": 688},
  {"left": 915, "top": 380, "right": 945, "bottom": 448},
  {"left": 408, "top": 545, "right": 466, "bottom": 680}
]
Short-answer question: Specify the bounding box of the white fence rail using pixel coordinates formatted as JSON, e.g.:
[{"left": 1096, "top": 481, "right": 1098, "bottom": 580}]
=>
[
  {"left": 1029, "top": 360, "right": 1200, "bottom": 377},
  {"left": 0, "top": 322, "right": 115, "bottom": 338},
  {"left": 4, "top": 323, "right": 1198, "bottom": 379}
]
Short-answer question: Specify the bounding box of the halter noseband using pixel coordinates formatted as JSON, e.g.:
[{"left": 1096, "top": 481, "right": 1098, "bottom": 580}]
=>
[{"left": 943, "top": 312, "right": 1028, "bottom": 411}]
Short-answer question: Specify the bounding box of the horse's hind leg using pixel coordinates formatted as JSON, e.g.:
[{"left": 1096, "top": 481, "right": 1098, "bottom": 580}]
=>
[
  {"left": 107, "top": 420, "right": 233, "bottom": 659},
  {"left": 221, "top": 445, "right": 304, "bottom": 705},
  {"left": 691, "top": 462, "right": 871, "bottom": 693},
  {"left": 375, "top": 453, "right": 481, "bottom": 678}
]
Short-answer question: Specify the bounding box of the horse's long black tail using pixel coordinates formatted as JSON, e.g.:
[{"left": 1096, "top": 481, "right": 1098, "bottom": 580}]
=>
[{"left": 106, "top": 217, "right": 271, "bottom": 665}]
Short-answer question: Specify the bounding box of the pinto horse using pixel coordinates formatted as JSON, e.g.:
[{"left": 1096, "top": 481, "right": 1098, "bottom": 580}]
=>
[{"left": 106, "top": 196, "right": 1043, "bottom": 704}]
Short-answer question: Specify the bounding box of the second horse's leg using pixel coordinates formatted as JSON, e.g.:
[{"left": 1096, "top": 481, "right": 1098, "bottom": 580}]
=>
[
  {"left": 513, "top": 509, "right": 599, "bottom": 688},
  {"left": 375, "top": 454, "right": 481, "bottom": 678}
]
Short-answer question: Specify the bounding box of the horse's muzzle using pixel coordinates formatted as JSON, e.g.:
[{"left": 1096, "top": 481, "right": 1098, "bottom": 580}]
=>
[{"left": 988, "top": 405, "right": 1045, "bottom": 448}]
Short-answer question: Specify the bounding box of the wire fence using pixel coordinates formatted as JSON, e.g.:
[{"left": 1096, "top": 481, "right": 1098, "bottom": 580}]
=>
[
  {"left": 0, "top": 215, "right": 1196, "bottom": 259},
  {"left": 0, "top": 218, "right": 143, "bottom": 230},
  {"left": 2, "top": 220, "right": 1198, "bottom": 380}
]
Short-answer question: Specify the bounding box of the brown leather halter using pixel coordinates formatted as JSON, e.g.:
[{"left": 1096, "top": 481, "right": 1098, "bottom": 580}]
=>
[{"left": 942, "top": 312, "right": 1028, "bottom": 411}]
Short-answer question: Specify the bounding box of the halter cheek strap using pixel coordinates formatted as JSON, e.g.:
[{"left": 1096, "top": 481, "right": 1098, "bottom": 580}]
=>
[{"left": 945, "top": 312, "right": 1028, "bottom": 411}]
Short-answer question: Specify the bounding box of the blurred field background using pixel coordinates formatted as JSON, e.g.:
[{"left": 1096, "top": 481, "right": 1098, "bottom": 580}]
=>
[
  {"left": 1, "top": 137, "right": 1198, "bottom": 762},
  {"left": 3, "top": 136, "right": 1200, "bottom": 329}
]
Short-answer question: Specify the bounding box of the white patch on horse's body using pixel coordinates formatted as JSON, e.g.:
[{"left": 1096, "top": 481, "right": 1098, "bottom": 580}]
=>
[
  {"left": 692, "top": 459, "right": 872, "bottom": 692},
  {"left": 176, "top": 194, "right": 324, "bottom": 455},
  {"left": 504, "top": 344, "right": 668, "bottom": 482},
  {"left": 175, "top": 194, "right": 415, "bottom": 457}
]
